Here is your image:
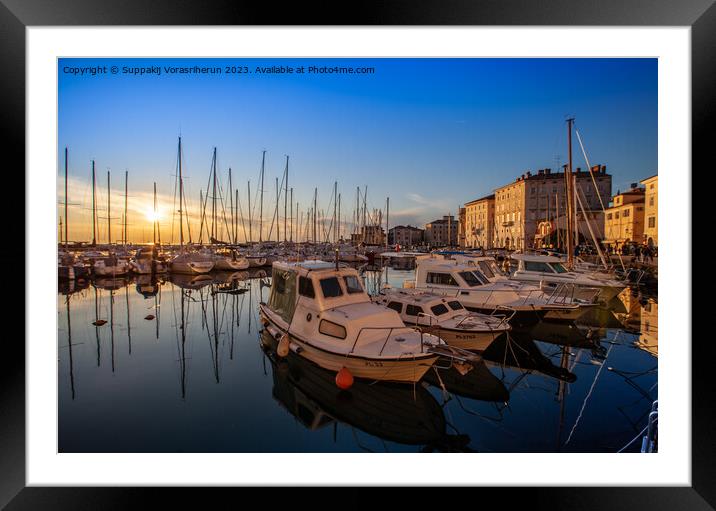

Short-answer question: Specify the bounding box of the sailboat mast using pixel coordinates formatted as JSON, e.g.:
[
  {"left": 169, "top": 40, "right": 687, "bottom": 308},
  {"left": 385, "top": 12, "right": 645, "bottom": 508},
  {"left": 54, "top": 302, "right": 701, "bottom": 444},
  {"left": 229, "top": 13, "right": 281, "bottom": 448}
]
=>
[
  {"left": 211, "top": 148, "right": 217, "bottom": 242},
  {"left": 290, "top": 188, "right": 294, "bottom": 242},
  {"left": 284, "top": 156, "right": 288, "bottom": 243},
  {"left": 275, "top": 177, "right": 280, "bottom": 243},
  {"left": 107, "top": 170, "right": 111, "bottom": 245},
  {"left": 64, "top": 147, "right": 69, "bottom": 248},
  {"left": 91, "top": 160, "right": 96, "bottom": 246},
  {"left": 178, "top": 136, "right": 184, "bottom": 248},
  {"left": 565, "top": 118, "right": 575, "bottom": 268},
  {"left": 333, "top": 181, "right": 337, "bottom": 243},
  {"left": 228, "top": 167, "right": 234, "bottom": 244},
  {"left": 386, "top": 197, "right": 389, "bottom": 249},
  {"left": 259, "top": 150, "right": 265, "bottom": 243},
  {"left": 248, "top": 180, "right": 252, "bottom": 244},
  {"left": 124, "top": 170, "right": 128, "bottom": 245},
  {"left": 313, "top": 187, "right": 317, "bottom": 243},
  {"left": 153, "top": 182, "right": 158, "bottom": 245},
  {"left": 338, "top": 193, "right": 341, "bottom": 242}
]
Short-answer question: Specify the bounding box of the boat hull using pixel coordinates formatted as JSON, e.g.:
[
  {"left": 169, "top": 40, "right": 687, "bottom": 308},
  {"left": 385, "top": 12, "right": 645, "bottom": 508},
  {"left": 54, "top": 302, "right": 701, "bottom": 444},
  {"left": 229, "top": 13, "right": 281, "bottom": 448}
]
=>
[
  {"left": 261, "top": 317, "right": 438, "bottom": 384},
  {"left": 169, "top": 260, "right": 214, "bottom": 274},
  {"left": 247, "top": 257, "right": 268, "bottom": 267},
  {"left": 213, "top": 257, "right": 250, "bottom": 271},
  {"left": 429, "top": 327, "right": 505, "bottom": 351}
]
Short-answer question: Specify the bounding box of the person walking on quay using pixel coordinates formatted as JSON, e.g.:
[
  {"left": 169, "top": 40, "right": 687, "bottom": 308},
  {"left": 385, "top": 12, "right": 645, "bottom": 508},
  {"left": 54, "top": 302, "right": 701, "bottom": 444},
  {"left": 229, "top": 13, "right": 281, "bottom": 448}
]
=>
[{"left": 634, "top": 244, "right": 641, "bottom": 262}]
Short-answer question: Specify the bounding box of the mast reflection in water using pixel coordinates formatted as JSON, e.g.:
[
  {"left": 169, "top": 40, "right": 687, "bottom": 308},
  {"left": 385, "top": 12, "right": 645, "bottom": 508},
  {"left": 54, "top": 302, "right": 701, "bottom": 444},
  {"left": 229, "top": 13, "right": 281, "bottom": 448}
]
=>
[{"left": 58, "top": 268, "right": 657, "bottom": 453}]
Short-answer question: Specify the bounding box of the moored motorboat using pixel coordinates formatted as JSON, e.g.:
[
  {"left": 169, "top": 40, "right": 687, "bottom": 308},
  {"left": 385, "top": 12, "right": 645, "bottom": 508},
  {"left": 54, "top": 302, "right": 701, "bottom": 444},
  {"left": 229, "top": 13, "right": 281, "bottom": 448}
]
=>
[
  {"left": 373, "top": 288, "right": 511, "bottom": 351},
  {"left": 169, "top": 251, "right": 215, "bottom": 274},
  {"left": 259, "top": 260, "right": 444, "bottom": 383}
]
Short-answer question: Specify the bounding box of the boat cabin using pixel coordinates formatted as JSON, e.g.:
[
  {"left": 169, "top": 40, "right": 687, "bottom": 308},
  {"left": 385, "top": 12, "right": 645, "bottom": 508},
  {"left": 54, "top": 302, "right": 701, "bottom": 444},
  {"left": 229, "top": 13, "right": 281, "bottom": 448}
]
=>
[
  {"left": 415, "top": 259, "right": 495, "bottom": 291},
  {"left": 511, "top": 254, "right": 573, "bottom": 276},
  {"left": 375, "top": 290, "right": 467, "bottom": 326}
]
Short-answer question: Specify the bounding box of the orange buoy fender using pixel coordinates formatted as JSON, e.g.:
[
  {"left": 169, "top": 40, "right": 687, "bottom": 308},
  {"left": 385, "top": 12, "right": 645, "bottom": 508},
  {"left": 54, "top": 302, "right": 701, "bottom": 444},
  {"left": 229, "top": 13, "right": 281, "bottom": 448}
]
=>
[
  {"left": 277, "top": 334, "right": 290, "bottom": 357},
  {"left": 335, "top": 367, "right": 354, "bottom": 390}
]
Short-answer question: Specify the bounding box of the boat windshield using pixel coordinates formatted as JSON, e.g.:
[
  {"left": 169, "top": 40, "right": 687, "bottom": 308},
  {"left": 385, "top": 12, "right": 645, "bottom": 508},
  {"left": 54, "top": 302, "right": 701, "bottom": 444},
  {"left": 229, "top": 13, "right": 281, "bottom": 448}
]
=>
[
  {"left": 320, "top": 277, "right": 343, "bottom": 298},
  {"left": 430, "top": 303, "right": 449, "bottom": 316},
  {"left": 478, "top": 261, "right": 495, "bottom": 278},
  {"left": 550, "top": 263, "right": 569, "bottom": 273},
  {"left": 459, "top": 271, "right": 488, "bottom": 287},
  {"left": 447, "top": 300, "right": 463, "bottom": 311},
  {"left": 343, "top": 275, "right": 364, "bottom": 294}
]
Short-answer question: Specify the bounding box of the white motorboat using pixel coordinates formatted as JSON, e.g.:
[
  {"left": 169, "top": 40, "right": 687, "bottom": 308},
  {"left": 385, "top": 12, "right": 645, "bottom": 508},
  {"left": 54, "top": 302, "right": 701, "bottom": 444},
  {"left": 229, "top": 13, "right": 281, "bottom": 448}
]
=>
[
  {"left": 208, "top": 249, "right": 250, "bottom": 271},
  {"left": 93, "top": 254, "right": 130, "bottom": 277},
  {"left": 169, "top": 251, "right": 215, "bottom": 275},
  {"left": 373, "top": 288, "right": 511, "bottom": 351},
  {"left": 412, "top": 257, "right": 586, "bottom": 324},
  {"left": 509, "top": 254, "right": 626, "bottom": 303},
  {"left": 448, "top": 254, "right": 599, "bottom": 321},
  {"left": 259, "top": 260, "right": 445, "bottom": 383},
  {"left": 129, "top": 245, "right": 168, "bottom": 274},
  {"left": 247, "top": 255, "right": 268, "bottom": 267}
]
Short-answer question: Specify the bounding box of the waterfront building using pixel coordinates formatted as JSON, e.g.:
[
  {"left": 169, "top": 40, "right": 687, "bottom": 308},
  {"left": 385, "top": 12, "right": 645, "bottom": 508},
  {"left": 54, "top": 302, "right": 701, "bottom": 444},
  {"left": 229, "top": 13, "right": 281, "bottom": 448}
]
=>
[
  {"left": 388, "top": 225, "right": 424, "bottom": 247},
  {"left": 603, "top": 185, "right": 645, "bottom": 248},
  {"left": 351, "top": 225, "right": 386, "bottom": 245},
  {"left": 640, "top": 175, "right": 658, "bottom": 247},
  {"left": 458, "top": 207, "right": 466, "bottom": 248},
  {"left": 463, "top": 194, "right": 495, "bottom": 249},
  {"left": 424, "top": 215, "right": 457, "bottom": 247},
  {"left": 493, "top": 165, "right": 611, "bottom": 249}
]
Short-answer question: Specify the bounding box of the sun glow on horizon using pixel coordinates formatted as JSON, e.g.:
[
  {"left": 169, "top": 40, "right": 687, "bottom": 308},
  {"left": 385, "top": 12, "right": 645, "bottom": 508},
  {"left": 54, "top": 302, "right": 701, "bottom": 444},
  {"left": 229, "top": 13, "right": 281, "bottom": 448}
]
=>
[{"left": 145, "top": 209, "right": 161, "bottom": 222}]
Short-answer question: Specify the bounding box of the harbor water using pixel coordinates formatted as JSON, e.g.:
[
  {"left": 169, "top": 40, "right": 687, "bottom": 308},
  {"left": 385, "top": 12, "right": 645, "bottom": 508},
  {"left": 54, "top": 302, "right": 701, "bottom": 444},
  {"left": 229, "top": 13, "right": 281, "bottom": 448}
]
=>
[{"left": 58, "top": 266, "right": 657, "bottom": 453}]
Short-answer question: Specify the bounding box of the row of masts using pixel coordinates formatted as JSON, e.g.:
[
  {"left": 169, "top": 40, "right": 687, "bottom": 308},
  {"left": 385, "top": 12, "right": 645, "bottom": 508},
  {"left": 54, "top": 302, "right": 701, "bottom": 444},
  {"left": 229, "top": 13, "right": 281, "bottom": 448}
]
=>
[{"left": 61, "top": 137, "right": 391, "bottom": 247}]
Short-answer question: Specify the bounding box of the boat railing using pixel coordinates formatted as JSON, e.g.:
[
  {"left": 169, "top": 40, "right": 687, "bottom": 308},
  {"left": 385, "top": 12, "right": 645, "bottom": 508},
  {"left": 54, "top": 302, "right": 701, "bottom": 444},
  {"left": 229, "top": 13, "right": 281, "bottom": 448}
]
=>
[{"left": 350, "top": 325, "right": 428, "bottom": 357}]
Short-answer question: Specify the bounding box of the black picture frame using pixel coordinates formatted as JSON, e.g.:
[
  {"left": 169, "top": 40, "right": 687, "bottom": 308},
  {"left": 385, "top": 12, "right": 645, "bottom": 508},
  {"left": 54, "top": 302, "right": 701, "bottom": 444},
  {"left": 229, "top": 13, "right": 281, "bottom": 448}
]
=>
[{"left": 3, "top": 1, "right": 707, "bottom": 508}]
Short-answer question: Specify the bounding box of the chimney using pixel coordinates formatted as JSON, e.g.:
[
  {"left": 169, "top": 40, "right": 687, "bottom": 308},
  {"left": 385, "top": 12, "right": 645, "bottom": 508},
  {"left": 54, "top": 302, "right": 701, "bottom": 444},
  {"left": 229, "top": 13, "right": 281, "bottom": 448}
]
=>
[
  {"left": 601, "top": 165, "right": 607, "bottom": 174},
  {"left": 545, "top": 168, "right": 551, "bottom": 175},
  {"left": 526, "top": 171, "right": 532, "bottom": 177},
  {"left": 630, "top": 182, "right": 637, "bottom": 189}
]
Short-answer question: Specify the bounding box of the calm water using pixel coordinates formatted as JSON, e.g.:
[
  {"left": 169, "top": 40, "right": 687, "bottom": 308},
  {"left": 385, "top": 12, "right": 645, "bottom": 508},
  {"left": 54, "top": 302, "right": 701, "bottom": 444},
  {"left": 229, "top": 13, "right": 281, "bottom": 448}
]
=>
[{"left": 58, "top": 267, "right": 657, "bottom": 453}]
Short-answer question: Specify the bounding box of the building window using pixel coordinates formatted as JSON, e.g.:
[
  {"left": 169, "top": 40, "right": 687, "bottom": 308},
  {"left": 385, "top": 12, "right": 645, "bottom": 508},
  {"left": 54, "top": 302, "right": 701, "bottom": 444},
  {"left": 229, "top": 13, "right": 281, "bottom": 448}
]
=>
[
  {"left": 649, "top": 197, "right": 654, "bottom": 206},
  {"left": 607, "top": 213, "right": 612, "bottom": 220},
  {"left": 623, "top": 209, "right": 630, "bottom": 218},
  {"left": 648, "top": 217, "right": 655, "bottom": 228}
]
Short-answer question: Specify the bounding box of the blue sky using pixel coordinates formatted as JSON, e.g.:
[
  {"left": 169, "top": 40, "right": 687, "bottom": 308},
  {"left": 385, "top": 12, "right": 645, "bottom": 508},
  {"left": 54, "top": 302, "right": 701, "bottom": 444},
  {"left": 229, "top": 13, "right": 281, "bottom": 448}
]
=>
[{"left": 58, "top": 58, "right": 657, "bottom": 243}]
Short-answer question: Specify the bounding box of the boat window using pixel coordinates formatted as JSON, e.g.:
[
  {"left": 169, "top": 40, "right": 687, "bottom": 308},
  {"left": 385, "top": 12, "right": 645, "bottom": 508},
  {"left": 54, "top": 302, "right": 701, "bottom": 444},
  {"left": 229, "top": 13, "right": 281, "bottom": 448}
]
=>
[
  {"left": 405, "top": 304, "right": 424, "bottom": 316},
  {"left": 478, "top": 261, "right": 495, "bottom": 278},
  {"left": 524, "top": 261, "right": 554, "bottom": 273},
  {"left": 320, "top": 277, "right": 343, "bottom": 298},
  {"left": 426, "top": 272, "right": 459, "bottom": 286},
  {"left": 343, "top": 275, "right": 363, "bottom": 294},
  {"left": 550, "top": 263, "right": 568, "bottom": 274},
  {"left": 298, "top": 276, "right": 315, "bottom": 298},
  {"left": 430, "top": 304, "right": 449, "bottom": 316},
  {"left": 273, "top": 271, "right": 287, "bottom": 294},
  {"left": 459, "top": 271, "right": 486, "bottom": 287},
  {"left": 319, "top": 319, "right": 347, "bottom": 339},
  {"left": 387, "top": 301, "right": 403, "bottom": 313},
  {"left": 447, "top": 300, "right": 463, "bottom": 311}
]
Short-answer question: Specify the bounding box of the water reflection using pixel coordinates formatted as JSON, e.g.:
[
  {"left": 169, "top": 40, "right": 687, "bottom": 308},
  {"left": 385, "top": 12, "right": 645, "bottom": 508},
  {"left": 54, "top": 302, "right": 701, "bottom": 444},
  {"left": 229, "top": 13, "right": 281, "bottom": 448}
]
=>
[
  {"left": 260, "top": 331, "right": 463, "bottom": 450},
  {"left": 58, "top": 267, "right": 657, "bottom": 453}
]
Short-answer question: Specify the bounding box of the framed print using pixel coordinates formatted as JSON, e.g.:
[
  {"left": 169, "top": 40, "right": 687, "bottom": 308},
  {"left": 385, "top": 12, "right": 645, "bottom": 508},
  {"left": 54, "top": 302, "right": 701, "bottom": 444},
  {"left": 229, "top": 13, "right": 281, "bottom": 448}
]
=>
[{"left": 4, "top": 0, "right": 709, "bottom": 508}]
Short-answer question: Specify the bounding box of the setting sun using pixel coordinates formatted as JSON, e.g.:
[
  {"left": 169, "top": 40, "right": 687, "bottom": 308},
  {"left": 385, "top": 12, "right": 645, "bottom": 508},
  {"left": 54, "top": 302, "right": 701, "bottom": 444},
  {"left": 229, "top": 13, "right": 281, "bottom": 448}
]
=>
[{"left": 145, "top": 209, "right": 160, "bottom": 222}]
